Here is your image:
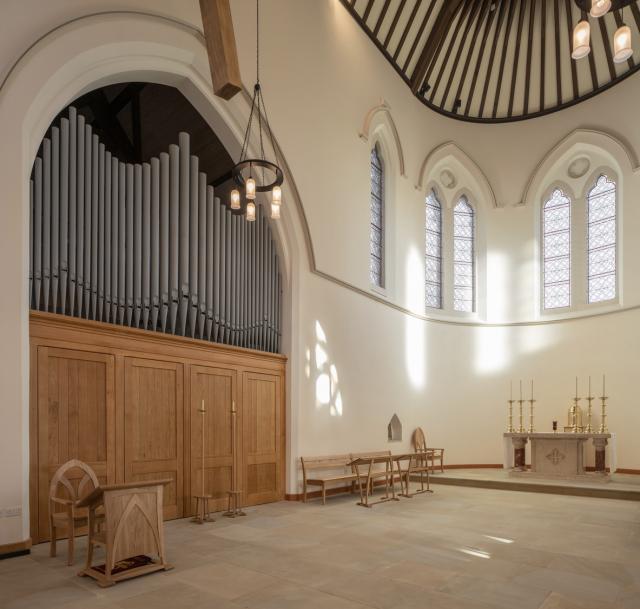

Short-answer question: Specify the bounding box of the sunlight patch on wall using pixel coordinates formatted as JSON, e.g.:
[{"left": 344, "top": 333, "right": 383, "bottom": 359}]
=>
[
  {"left": 474, "top": 326, "right": 510, "bottom": 375},
  {"left": 404, "top": 247, "right": 426, "bottom": 389},
  {"left": 313, "top": 321, "right": 343, "bottom": 416},
  {"left": 486, "top": 251, "right": 509, "bottom": 323},
  {"left": 517, "top": 324, "right": 557, "bottom": 355}
]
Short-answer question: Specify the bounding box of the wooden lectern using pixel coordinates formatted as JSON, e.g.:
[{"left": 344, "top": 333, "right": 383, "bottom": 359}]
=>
[{"left": 76, "top": 480, "right": 172, "bottom": 587}]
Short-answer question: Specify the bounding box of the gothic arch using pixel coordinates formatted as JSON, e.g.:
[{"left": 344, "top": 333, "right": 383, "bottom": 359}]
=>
[
  {"left": 416, "top": 142, "right": 497, "bottom": 209},
  {"left": 358, "top": 99, "right": 406, "bottom": 178},
  {"left": 0, "top": 10, "right": 312, "bottom": 538},
  {"left": 521, "top": 128, "right": 638, "bottom": 208}
]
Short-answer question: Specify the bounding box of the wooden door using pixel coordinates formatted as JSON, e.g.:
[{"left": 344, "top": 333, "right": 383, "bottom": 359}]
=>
[
  {"left": 124, "top": 357, "right": 184, "bottom": 519},
  {"left": 36, "top": 347, "right": 115, "bottom": 542},
  {"left": 242, "top": 372, "right": 283, "bottom": 505},
  {"left": 189, "top": 366, "right": 237, "bottom": 513}
]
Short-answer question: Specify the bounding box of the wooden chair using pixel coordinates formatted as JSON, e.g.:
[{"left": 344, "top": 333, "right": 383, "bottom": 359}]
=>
[
  {"left": 413, "top": 427, "right": 445, "bottom": 473},
  {"left": 49, "top": 459, "right": 102, "bottom": 565}
]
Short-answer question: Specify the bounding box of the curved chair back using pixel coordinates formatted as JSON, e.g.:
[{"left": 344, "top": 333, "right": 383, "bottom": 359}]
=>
[
  {"left": 49, "top": 459, "right": 100, "bottom": 505},
  {"left": 413, "top": 427, "right": 427, "bottom": 452}
]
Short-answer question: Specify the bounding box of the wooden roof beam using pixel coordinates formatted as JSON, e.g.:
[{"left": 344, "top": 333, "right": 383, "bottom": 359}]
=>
[
  {"left": 199, "top": 0, "right": 242, "bottom": 100},
  {"left": 410, "top": 0, "right": 465, "bottom": 94}
]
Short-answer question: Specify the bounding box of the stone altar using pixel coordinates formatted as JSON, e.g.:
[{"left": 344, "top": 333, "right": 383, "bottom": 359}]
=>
[{"left": 504, "top": 432, "right": 612, "bottom": 481}]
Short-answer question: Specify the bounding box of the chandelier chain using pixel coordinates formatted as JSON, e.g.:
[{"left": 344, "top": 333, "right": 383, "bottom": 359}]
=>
[{"left": 256, "top": 0, "right": 260, "bottom": 84}]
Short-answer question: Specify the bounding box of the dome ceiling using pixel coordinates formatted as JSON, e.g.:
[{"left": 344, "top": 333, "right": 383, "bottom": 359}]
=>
[{"left": 341, "top": 0, "right": 640, "bottom": 122}]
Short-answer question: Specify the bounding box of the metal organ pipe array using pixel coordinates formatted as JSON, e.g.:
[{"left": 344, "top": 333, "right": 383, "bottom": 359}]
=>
[{"left": 30, "top": 107, "right": 282, "bottom": 353}]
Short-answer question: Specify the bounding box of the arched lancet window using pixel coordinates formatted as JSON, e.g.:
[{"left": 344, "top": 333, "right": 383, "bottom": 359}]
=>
[
  {"left": 587, "top": 175, "right": 617, "bottom": 303},
  {"left": 369, "top": 145, "right": 385, "bottom": 288},
  {"left": 543, "top": 188, "right": 571, "bottom": 309},
  {"left": 453, "top": 197, "right": 475, "bottom": 312},
  {"left": 425, "top": 189, "right": 442, "bottom": 308}
]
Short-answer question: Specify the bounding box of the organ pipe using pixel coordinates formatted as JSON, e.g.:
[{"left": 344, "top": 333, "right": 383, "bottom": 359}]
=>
[{"left": 30, "top": 107, "right": 282, "bottom": 353}]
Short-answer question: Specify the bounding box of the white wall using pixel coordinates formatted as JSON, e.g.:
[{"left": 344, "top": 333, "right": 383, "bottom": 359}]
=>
[{"left": 0, "top": 0, "right": 639, "bottom": 545}]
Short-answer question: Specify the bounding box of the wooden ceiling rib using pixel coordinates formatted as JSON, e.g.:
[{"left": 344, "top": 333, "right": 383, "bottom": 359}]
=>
[{"left": 341, "top": 0, "right": 640, "bottom": 123}]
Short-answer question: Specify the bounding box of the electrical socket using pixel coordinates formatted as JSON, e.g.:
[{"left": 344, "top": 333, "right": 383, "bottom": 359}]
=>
[{"left": 2, "top": 506, "right": 22, "bottom": 518}]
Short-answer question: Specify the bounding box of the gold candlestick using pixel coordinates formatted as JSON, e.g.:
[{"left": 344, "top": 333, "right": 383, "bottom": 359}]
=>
[
  {"left": 518, "top": 399, "right": 525, "bottom": 433},
  {"left": 598, "top": 394, "right": 608, "bottom": 433},
  {"left": 528, "top": 399, "right": 536, "bottom": 433},
  {"left": 585, "top": 376, "right": 594, "bottom": 433},
  {"left": 507, "top": 400, "right": 515, "bottom": 433},
  {"left": 518, "top": 380, "right": 525, "bottom": 433},
  {"left": 528, "top": 379, "right": 535, "bottom": 433}
]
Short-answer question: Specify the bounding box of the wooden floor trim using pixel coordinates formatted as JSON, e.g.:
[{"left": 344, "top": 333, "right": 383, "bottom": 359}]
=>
[{"left": 0, "top": 538, "right": 32, "bottom": 560}]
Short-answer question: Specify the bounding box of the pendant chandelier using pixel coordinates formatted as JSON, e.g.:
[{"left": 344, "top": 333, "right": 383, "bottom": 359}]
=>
[
  {"left": 229, "top": 0, "right": 283, "bottom": 221},
  {"left": 572, "top": 1, "right": 633, "bottom": 63}
]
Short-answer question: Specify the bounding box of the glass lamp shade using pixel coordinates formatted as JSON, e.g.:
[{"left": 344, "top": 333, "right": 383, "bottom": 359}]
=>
[
  {"left": 230, "top": 189, "right": 241, "bottom": 210},
  {"left": 246, "top": 201, "right": 256, "bottom": 221},
  {"left": 271, "top": 202, "right": 281, "bottom": 219},
  {"left": 246, "top": 177, "right": 256, "bottom": 200},
  {"left": 272, "top": 185, "right": 282, "bottom": 204},
  {"left": 590, "top": 0, "right": 611, "bottom": 18},
  {"left": 613, "top": 25, "right": 633, "bottom": 63},
  {"left": 572, "top": 20, "right": 591, "bottom": 59}
]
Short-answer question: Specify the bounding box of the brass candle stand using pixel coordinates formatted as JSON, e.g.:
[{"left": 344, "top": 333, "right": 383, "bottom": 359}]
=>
[
  {"left": 517, "top": 399, "right": 525, "bottom": 433},
  {"left": 585, "top": 393, "right": 594, "bottom": 433},
  {"left": 571, "top": 397, "right": 581, "bottom": 433},
  {"left": 192, "top": 400, "right": 214, "bottom": 524},
  {"left": 598, "top": 394, "right": 608, "bottom": 433},
  {"left": 507, "top": 399, "right": 515, "bottom": 433},
  {"left": 527, "top": 399, "right": 536, "bottom": 433}
]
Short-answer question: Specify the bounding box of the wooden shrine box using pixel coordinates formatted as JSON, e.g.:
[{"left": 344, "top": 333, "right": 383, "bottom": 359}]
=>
[{"left": 77, "top": 480, "right": 172, "bottom": 587}]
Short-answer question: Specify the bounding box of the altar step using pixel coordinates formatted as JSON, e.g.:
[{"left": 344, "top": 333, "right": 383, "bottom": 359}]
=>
[{"left": 417, "top": 468, "right": 640, "bottom": 501}]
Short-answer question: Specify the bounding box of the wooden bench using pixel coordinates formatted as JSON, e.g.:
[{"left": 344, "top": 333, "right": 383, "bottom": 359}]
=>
[{"left": 300, "top": 455, "right": 358, "bottom": 504}]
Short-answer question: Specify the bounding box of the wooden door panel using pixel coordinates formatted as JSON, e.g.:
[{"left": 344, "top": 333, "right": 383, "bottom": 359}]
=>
[
  {"left": 242, "top": 372, "right": 282, "bottom": 506},
  {"left": 190, "top": 366, "right": 236, "bottom": 513},
  {"left": 36, "top": 347, "right": 115, "bottom": 542},
  {"left": 124, "top": 357, "right": 183, "bottom": 519}
]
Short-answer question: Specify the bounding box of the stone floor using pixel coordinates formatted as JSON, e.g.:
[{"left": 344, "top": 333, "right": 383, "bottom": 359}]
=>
[{"left": 1, "top": 485, "right": 639, "bottom": 609}]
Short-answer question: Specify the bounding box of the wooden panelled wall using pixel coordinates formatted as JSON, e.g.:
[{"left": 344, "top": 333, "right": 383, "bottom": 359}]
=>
[{"left": 29, "top": 311, "right": 286, "bottom": 543}]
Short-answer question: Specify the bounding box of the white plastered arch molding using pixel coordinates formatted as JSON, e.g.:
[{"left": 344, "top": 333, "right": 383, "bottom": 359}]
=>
[
  {"left": 0, "top": 11, "right": 311, "bottom": 544},
  {"left": 521, "top": 128, "right": 638, "bottom": 209},
  {"left": 358, "top": 99, "right": 406, "bottom": 178},
  {"left": 415, "top": 141, "right": 497, "bottom": 210},
  {"left": 416, "top": 142, "right": 494, "bottom": 319},
  {"left": 522, "top": 128, "right": 639, "bottom": 318}
]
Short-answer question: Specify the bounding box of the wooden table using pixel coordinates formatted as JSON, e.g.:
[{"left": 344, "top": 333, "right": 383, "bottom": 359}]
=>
[
  {"left": 349, "top": 455, "right": 399, "bottom": 508},
  {"left": 77, "top": 480, "right": 172, "bottom": 587}
]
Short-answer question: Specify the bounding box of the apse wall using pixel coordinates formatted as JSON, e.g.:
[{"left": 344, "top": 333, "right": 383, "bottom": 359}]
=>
[
  {"left": 230, "top": 0, "right": 640, "bottom": 485},
  {"left": 2, "top": 0, "right": 640, "bottom": 548}
]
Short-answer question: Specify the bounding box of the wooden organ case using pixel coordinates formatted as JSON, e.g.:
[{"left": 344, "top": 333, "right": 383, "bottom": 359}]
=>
[{"left": 30, "top": 312, "right": 286, "bottom": 543}]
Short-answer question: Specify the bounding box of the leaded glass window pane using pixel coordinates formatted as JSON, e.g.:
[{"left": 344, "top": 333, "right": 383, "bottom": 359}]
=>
[
  {"left": 543, "top": 189, "right": 571, "bottom": 309},
  {"left": 588, "top": 175, "right": 616, "bottom": 303},
  {"left": 425, "top": 190, "right": 442, "bottom": 308},
  {"left": 369, "top": 146, "right": 384, "bottom": 288},
  {"left": 453, "top": 198, "right": 475, "bottom": 312}
]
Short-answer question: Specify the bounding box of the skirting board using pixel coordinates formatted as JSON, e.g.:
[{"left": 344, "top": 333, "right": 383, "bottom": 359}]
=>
[{"left": 0, "top": 538, "right": 31, "bottom": 560}]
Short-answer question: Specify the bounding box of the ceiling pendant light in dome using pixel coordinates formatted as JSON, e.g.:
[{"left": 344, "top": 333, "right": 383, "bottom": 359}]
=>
[
  {"left": 590, "top": 0, "right": 611, "bottom": 18},
  {"left": 572, "top": 19, "right": 591, "bottom": 59},
  {"left": 613, "top": 9, "right": 633, "bottom": 63},
  {"left": 229, "top": 0, "right": 283, "bottom": 222}
]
